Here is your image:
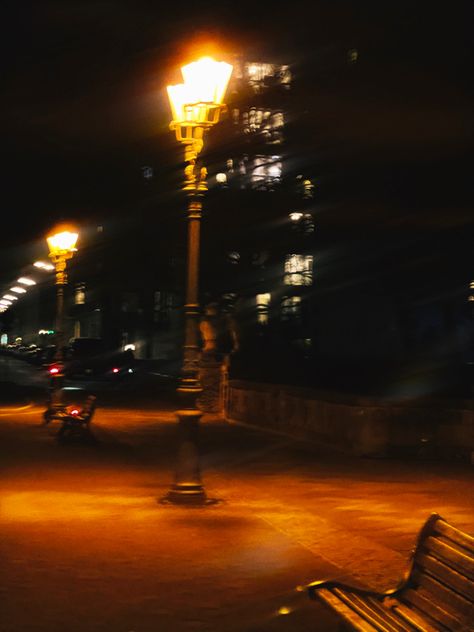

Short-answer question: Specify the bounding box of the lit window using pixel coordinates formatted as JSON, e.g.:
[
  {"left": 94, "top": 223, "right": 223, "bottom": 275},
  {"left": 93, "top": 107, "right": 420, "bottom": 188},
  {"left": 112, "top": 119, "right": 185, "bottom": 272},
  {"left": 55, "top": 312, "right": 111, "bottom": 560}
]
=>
[
  {"left": 347, "top": 48, "right": 359, "bottom": 64},
  {"left": 245, "top": 62, "right": 292, "bottom": 92},
  {"left": 251, "top": 155, "right": 282, "bottom": 190},
  {"left": 470, "top": 281, "right": 474, "bottom": 289},
  {"left": 281, "top": 296, "right": 302, "bottom": 321},
  {"left": 75, "top": 283, "right": 85, "bottom": 305},
  {"left": 241, "top": 108, "right": 284, "bottom": 143},
  {"left": 302, "top": 214, "right": 315, "bottom": 234},
  {"left": 303, "top": 180, "right": 314, "bottom": 199},
  {"left": 284, "top": 255, "right": 313, "bottom": 286},
  {"left": 289, "top": 212, "right": 303, "bottom": 222},
  {"left": 289, "top": 212, "right": 314, "bottom": 233},
  {"left": 468, "top": 296, "right": 474, "bottom": 302},
  {"left": 256, "top": 293, "right": 271, "bottom": 325},
  {"left": 296, "top": 175, "right": 315, "bottom": 199},
  {"left": 227, "top": 251, "right": 240, "bottom": 265}
]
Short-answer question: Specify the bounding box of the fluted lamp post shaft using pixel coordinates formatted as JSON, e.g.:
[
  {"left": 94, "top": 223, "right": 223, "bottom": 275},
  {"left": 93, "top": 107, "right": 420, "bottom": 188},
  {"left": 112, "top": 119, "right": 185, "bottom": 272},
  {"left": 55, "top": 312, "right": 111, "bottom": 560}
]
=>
[
  {"left": 162, "top": 57, "right": 232, "bottom": 505},
  {"left": 46, "top": 228, "right": 79, "bottom": 386}
]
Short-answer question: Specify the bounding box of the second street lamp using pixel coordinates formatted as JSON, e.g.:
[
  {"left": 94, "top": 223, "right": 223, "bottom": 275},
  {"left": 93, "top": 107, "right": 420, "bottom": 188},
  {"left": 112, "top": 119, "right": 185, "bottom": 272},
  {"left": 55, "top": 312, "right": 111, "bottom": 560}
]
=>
[
  {"left": 162, "top": 56, "right": 232, "bottom": 505},
  {"left": 46, "top": 226, "right": 79, "bottom": 385}
]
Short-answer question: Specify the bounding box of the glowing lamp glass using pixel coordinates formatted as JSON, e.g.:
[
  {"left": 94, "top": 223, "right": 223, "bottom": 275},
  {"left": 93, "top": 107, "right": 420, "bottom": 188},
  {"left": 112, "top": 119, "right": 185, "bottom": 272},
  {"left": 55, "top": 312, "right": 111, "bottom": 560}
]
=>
[
  {"left": 167, "top": 57, "right": 233, "bottom": 123},
  {"left": 47, "top": 231, "right": 79, "bottom": 256},
  {"left": 3, "top": 295, "right": 17, "bottom": 301},
  {"left": 18, "top": 277, "right": 36, "bottom": 286},
  {"left": 10, "top": 287, "right": 27, "bottom": 294}
]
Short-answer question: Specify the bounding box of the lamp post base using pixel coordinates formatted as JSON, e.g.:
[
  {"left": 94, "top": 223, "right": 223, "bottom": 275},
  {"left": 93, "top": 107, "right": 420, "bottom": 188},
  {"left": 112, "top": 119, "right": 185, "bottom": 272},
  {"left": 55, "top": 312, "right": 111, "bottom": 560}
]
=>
[{"left": 160, "top": 483, "right": 219, "bottom": 506}]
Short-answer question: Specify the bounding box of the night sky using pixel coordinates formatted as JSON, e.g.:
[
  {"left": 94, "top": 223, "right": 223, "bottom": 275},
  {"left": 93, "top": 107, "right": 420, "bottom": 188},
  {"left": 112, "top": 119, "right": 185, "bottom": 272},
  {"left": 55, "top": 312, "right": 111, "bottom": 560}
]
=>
[{"left": 1, "top": 1, "right": 473, "bottom": 284}]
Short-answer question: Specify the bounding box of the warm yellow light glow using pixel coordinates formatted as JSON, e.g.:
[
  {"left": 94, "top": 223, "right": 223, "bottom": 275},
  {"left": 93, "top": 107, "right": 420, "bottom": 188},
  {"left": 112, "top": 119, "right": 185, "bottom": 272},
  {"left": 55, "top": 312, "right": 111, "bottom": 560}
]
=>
[
  {"left": 167, "top": 57, "right": 232, "bottom": 123},
  {"left": 289, "top": 212, "right": 303, "bottom": 221},
  {"left": 3, "top": 294, "right": 17, "bottom": 301},
  {"left": 1, "top": 491, "right": 154, "bottom": 522},
  {"left": 34, "top": 260, "right": 55, "bottom": 271},
  {"left": 181, "top": 57, "right": 232, "bottom": 105},
  {"left": 17, "top": 277, "right": 36, "bottom": 286},
  {"left": 167, "top": 83, "right": 192, "bottom": 123},
  {"left": 277, "top": 606, "right": 292, "bottom": 616},
  {"left": 47, "top": 230, "right": 79, "bottom": 256},
  {"left": 10, "top": 286, "right": 27, "bottom": 294},
  {"left": 0, "top": 300, "right": 12, "bottom": 306}
]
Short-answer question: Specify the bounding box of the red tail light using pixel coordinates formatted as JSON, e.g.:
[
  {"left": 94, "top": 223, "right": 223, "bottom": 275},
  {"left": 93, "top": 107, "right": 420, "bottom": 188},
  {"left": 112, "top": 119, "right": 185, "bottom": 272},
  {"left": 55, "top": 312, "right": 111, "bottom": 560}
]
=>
[
  {"left": 66, "top": 406, "right": 82, "bottom": 416},
  {"left": 112, "top": 367, "right": 119, "bottom": 374},
  {"left": 49, "top": 365, "right": 60, "bottom": 375}
]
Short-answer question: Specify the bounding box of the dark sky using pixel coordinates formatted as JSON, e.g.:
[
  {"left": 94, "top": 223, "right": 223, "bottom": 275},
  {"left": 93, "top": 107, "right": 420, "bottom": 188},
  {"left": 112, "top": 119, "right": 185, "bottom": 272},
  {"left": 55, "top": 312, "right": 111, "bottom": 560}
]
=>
[{"left": 1, "top": 1, "right": 473, "bottom": 280}]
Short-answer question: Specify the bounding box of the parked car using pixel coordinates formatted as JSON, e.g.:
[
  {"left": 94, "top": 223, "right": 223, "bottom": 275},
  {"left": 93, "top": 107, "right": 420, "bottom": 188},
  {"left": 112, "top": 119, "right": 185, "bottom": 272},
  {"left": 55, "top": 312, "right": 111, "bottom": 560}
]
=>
[{"left": 53, "top": 338, "right": 135, "bottom": 380}]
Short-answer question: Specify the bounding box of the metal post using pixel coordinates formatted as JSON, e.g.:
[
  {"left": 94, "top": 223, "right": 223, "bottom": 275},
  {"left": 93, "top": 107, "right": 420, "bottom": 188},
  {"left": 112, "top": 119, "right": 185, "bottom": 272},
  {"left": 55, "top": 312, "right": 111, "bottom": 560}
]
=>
[
  {"left": 52, "top": 256, "right": 67, "bottom": 386},
  {"left": 161, "top": 140, "right": 215, "bottom": 505}
]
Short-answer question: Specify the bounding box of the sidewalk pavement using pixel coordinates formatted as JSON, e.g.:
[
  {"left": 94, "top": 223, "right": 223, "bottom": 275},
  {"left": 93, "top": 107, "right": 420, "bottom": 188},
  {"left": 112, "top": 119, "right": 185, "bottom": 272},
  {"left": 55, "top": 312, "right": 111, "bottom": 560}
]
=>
[{"left": 1, "top": 404, "right": 473, "bottom": 632}]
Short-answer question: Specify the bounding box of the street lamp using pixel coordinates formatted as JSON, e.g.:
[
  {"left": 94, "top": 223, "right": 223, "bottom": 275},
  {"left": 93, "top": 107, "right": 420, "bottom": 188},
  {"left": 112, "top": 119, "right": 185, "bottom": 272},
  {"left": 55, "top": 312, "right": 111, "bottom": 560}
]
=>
[
  {"left": 163, "top": 56, "right": 232, "bottom": 505},
  {"left": 46, "top": 226, "right": 79, "bottom": 378}
]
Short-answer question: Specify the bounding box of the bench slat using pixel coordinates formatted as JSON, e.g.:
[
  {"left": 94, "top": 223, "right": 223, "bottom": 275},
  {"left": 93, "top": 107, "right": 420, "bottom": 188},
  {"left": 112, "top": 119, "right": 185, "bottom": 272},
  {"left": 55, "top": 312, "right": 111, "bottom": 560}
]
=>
[
  {"left": 364, "top": 596, "right": 419, "bottom": 632},
  {"left": 308, "top": 516, "right": 474, "bottom": 632},
  {"left": 401, "top": 588, "right": 465, "bottom": 630},
  {"left": 392, "top": 602, "right": 448, "bottom": 632},
  {"left": 423, "top": 537, "right": 474, "bottom": 580},
  {"left": 434, "top": 520, "right": 474, "bottom": 556},
  {"left": 411, "top": 569, "right": 474, "bottom": 622},
  {"left": 415, "top": 553, "right": 474, "bottom": 602},
  {"left": 318, "top": 588, "right": 380, "bottom": 632},
  {"left": 331, "top": 588, "right": 402, "bottom": 632}
]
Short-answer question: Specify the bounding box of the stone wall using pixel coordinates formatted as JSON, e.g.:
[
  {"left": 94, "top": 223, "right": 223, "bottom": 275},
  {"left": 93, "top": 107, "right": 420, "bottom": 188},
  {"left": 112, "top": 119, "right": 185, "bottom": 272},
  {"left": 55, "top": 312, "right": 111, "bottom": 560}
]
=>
[{"left": 225, "top": 380, "right": 474, "bottom": 460}]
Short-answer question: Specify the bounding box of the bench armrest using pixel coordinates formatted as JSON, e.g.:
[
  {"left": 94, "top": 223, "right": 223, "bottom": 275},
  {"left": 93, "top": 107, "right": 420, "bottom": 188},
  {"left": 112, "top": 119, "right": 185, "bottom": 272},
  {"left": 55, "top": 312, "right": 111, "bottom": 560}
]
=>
[{"left": 307, "top": 578, "right": 403, "bottom": 600}]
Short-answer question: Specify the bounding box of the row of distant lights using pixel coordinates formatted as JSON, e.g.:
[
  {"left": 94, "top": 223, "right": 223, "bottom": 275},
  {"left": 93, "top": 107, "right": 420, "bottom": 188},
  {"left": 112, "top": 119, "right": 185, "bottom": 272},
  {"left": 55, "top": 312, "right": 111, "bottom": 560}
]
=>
[{"left": 0, "top": 261, "right": 54, "bottom": 314}]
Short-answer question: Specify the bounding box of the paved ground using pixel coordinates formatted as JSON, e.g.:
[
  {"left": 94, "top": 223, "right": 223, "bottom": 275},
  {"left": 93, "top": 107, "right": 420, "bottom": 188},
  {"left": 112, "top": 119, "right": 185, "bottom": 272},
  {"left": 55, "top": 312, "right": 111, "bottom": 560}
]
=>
[
  {"left": 1, "top": 357, "right": 474, "bottom": 631},
  {"left": 1, "top": 398, "right": 474, "bottom": 632}
]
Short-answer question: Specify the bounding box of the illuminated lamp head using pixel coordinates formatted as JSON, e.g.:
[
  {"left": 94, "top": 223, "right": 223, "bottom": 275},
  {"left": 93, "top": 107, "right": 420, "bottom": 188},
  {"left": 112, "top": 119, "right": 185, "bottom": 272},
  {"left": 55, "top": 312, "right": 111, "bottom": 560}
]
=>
[{"left": 46, "top": 225, "right": 79, "bottom": 259}]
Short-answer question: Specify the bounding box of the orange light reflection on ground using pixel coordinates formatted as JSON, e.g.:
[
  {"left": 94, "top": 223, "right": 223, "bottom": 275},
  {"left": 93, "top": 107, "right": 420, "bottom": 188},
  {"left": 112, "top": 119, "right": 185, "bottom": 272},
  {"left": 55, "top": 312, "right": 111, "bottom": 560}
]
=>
[{"left": 1, "top": 491, "right": 153, "bottom": 522}]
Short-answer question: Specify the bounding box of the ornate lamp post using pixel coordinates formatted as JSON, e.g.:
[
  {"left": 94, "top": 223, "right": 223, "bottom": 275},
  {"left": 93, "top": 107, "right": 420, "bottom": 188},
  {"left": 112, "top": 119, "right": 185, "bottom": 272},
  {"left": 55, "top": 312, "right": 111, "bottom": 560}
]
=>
[
  {"left": 162, "top": 57, "right": 232, "bottom": 505},
  {"left": 46, "top": 226, "right": 79, "bottom": 383}
]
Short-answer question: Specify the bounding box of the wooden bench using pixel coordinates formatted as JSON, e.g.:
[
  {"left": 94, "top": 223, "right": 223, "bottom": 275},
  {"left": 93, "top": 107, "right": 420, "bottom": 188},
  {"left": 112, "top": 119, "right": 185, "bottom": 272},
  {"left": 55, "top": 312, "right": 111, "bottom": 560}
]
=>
[
  {"left": 307, "top": 513, "right": 474, "bottom": 631},
  {"left": 55, "top": 394, "right": 97, "bottom": 438}
]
